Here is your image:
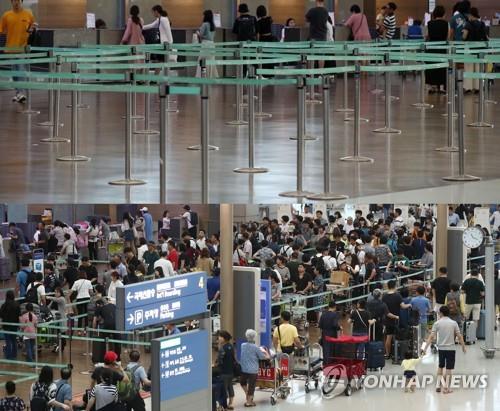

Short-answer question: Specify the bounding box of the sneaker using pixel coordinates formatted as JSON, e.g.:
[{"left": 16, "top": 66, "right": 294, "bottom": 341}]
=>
[
  {"left": 17, "top": 94, "right": 26, "bottom": 103},
  {"left": 12, "top": 94, "right": 20, "bottom": 102}
]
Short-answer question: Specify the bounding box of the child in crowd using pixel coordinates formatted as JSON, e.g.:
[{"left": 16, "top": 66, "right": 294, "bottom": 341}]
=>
[
  {"left": 0, "top": 381, "right": 25, "bottom": 411},
  {"left": 20, "top": 303, "right": 38, "bottom": 363},
  {"left": 401, "top": 351, "right": 422, "bottom": 393}
]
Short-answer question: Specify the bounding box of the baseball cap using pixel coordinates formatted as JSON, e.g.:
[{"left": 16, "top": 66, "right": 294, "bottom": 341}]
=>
[
  {"left": 355, "top": 239, "right": 363, "bottom": 245},
  {"left": 140, "top": 207, "right": 148, "bottom": 212},
  {"left": 104, "top": 351, "right": 118, "bottom": 364}
]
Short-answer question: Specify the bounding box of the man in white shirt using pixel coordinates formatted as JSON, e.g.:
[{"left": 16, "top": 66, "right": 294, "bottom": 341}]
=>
[
  {"left": 196, "top": 230, "right": 207, "bottom": 250},
  {"left": 490, "top": 205, "right": 500, "bottom": 232},
  {"left": 154, "top": 252, "right": 175, "bottom": 277},
  {"left": 302, "top": 205, "right": 314, "bottom": 219},
  {"left": 344, "top": 217, "right": 355, "bottom": 234},
  {"left": 392, "top": 208, "right": 405, "bottom": 230},
  {"left": 137, "top": 238, "right": 148, "bottom": 263},
  {"left": 210, "top": 234, "right": 220, "bottom": 255},
  {"left": 448, "top": 207, "right": 460, "bottom": 226},
  {"left": 181, "top": 205, "right": 196, "bottom": 237},
  {"left": 182, "top": 233, "right": 197, "bottom": 250},
  {"left": 242, "top": 233, "right": 253, "bottom": 260},
  {"left": 322, "top": 249, "right": 337, "bottom": 271},
  {"left": 407, "top": 209, "right": 417, "bottom": 229}
]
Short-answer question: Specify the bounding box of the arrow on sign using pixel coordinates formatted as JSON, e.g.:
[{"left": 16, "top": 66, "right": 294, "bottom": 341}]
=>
[
  {"left": 127, "top": 314, "right": 134, "bottom": 325},
  {"left": 126, "top": 292, "right": 133, "bottom": 304}
]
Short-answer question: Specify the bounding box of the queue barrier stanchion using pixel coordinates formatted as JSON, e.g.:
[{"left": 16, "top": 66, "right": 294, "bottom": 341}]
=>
[
  {"left": 20, "top": 46, "right": 40, "bottom": 115},
  {"left": 344, "top": 49, "right": 369, "bottom": 123},
  {"left": 441, "top": 46, "right": 458, "bottom": 118},
  {"left": 279, "top": 75, "right": 313, "bottom": 198},
  {"left": 336, "top": 45, "right": 354, "bottom": 113},
  {"left": 370, "top": 38, "right": 384, "bottom": 95},
  {"left": 200, "top": 60, "right": 211, "bottom": 203},
  {"left": 255, "top": 47, "right": 272, "bottom": 119},
  {"left": 306, "top": 57, "right": 322, "bottom": 105},
  {"left": 159, "top": 84, "right": 169, "bottom": 203},
  {"left": 436, "top": 58, "right": 459, "bottom": 152},
  {"left": 135, "top": 52, "right": 160, "bottom": 135},
  {"left": 341, "top": 64, "right": 374, "bottom": 163},
  {"left": 125, "top": 47, "right": 144, "bottom": 121},
  {"left": 234, "top": 66, "right": 269, "bottom": 175},
  {"left": 468, "top": 53, "right": 493, "bottom": 128},
  {"left": 373, "top": 53, "right": 401, "bottom": 134},
  {"left": 442, "top": 69, "right": 480, "bottom": 182},
  {"left": 226, "top": 49, "right": 248, "bottom": 126},
  {"left": 109, "top": 71, "right": 147, "bottom": 186},
  {"left": 40, "top": 55, "right": 69, "bottom": 143},
  {"left": 412, "top": 45, "right": 434, "bottom": 109},
  {"left": 38, "top": 50, "right": 57, "bottom": 126},
  {"left": 67, "top": 41, "right": 90, "bottom": 110},
  {"left": 57, "top": 62, "right": 91, "bottom": 162},
  {"left": 307, "top": 75, "right": 349, "bottom": 201},
  {"left": 187, "top": 60, "right": 219, "bottom": 151}
]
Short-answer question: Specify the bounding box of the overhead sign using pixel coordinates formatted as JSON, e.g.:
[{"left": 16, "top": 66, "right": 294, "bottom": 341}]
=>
[
  {"left": 32, "top": 248, "right": 44, "bottom": 274},
  {"left": 116, "top": 272, "right": 207, "bottom": 331},
  {"left": 151, "top": 329, "right": 210, "bottom": 407}
]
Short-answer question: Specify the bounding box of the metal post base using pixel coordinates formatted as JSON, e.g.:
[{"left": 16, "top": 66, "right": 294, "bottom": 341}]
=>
[
  {"left": 40, "top": 137, "right": 70, "bottom": 143},
  {"left": 306, "top": 99, "right": 322, "bottom": 105},
  {"left": 38, "top": 121, "right": 63, "bottom": 127},
  {"left": 57, "top": 155, "right": 91, "bottom": 162},
  {"left": 442, "top": 174, "right": 481, "bottom": 182},
  {"left": 467, "top": 121, "right": 494, "bottom": 128},
  {"left": 481, "top": 347, "right": 496, "bottom": 359},
  {"left": 306, "top": 192, "right": 349, "bottom": 201},
  {"left": 67, "top": 104, "right": 90, "bottom": 109},
  {"left": 289, "top": 134, "right": 318, "bottom": 141},
  {"left": 340, "top": 155, "right": 374, "bottom": 163},
  {"left": 20, "top": 109, "right": 41, "bottom": 115},
  {"left": 344, "top": 117, "right": 369, "bottom": 122},
  {"left": 442, "top": 113, "right": 459, "bottom": 118},
  {"left": 435, "top": 146, "right": 460, "bottom": 152},
  {"left": 233, "top": 167, "right": 269, "bottom": 174},
  {"left": 336, "top": 108, "right": 354, "bottom": 113},
  {"left": 187, "top": 145, "right": 219, "bottom": 151},
  {"left": 226, "top": 120, "right": 248, "bottom": 126},
  {"left": 485, "top": 99, "right": 497, "bottom": 105},
  {"left": 255, "top": 112, "right": 273, "bottom": 118},
  {"left": 372, "top": 127, "right": 402, "bottom": 134},
  {"left": 279, "top": 190, "right": 314, "bottom": 198},
  {"left": 412, "top": 103, "right": 434, "bottom": 109},
  {"left": 109, "top": 179, "right": 147, "bottom": 186},
  {"left": 370, "top": 88, "right": 383, "bottom": 94},
  {"left": 134, "top": 129, "right": 160, "bottom": 135},
  {"left": 156, "top": 108, "right": 179, "bottom": 114}
]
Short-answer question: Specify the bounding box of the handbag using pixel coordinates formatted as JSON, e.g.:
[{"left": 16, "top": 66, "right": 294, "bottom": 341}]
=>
[
  {"left": 70, "top": 280, "right": 84, "bottom": 302},
  {"left": 143, "top": 19, "right": 161, "bottom": 44}
]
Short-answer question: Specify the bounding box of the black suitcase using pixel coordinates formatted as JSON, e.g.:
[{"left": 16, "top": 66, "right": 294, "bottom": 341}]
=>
[
  {"left": 0, "top": 258, "right": 10, "bottom": 281},
  {"left": 392, "top": 340, "right": 409, "bottom": 364},
  {"left": 92, "top": 328, "right": 106, "bottom": 364}
]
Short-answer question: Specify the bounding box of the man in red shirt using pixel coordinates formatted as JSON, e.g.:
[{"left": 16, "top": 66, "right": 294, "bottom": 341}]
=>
[{"left": 167, "top": 240, "right": 179, "bottom": 271}]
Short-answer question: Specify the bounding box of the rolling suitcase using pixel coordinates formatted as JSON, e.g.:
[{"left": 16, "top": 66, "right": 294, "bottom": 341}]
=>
[
  {"left": 392, "top": 339, "right": 409, "bottom": 365},
  {"left": 464, "top": 321, "right": 477, "bottom": 345},
  {"left": 476, "top": 310, "right": 485, "bottom": 340},
  {"left": 367, "top": 324, "right": 385, "bottom": 370},
  {"left": 91, "top": 327, "right": 106, "bottom": 364},
  {"left": 0, "top": 258, "right": 10, "bottom": 281}
]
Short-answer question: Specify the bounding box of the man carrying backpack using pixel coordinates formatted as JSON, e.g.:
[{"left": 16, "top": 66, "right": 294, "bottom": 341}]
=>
[
  {"left": 25, "top": 272, "right": 46, "bottom": 306},
  {"left": 232, "top": 3, "right": 257, "bottom": 42},
  {"left": 16, "top": 258, "right": 34, "bottom": 299},
  {"left": 123, "top": 350, "right": 151, "bottom": 411}
]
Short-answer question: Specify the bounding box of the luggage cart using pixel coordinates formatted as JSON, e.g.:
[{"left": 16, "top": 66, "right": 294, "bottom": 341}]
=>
[
  {"left": 288, "top": 294, "right": 309, "bottom": 333},
  {"left": 256, "top": 354, "right": 291, "bottom": 406},
  {"left": 322, "top": 335, "right": 368, "bottom": 398},
  {"left": 291, "top": 337, "right": 323, "bottom": 393}
]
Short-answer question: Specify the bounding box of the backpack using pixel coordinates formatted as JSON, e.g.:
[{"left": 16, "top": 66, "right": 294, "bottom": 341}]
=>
[
  {"left": 25, "top": 284, "right": 41, "bottom": 305},
  {"left": 30, "top": 383, "right": 50, "bottom": 411},
  {"left": 21, "top": 268, "right": 35, "bottom": 289},
  {"left": 237, "top": 16, "right": 256, "bottom": 41},
  {"left": 189, "top": 212, "right": 199, "bottom": 227},
  {"left": 117, "top": 364, "right": 141, "bottom": 402},
  {"left": 44, "top": 273, "right": 60, "bottom": 293},
  {"left": 279, "top": 245, "right": 291, "bottom": 257}
]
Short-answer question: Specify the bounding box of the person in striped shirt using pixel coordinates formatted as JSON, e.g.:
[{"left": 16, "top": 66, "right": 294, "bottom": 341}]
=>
[{"left": 383, "top": 2, "right": 397, "bottom": 40}]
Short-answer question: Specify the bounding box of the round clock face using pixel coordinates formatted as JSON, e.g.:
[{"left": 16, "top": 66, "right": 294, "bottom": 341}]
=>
[{"left": 462, "top": 227, "right": 484, "bottom": 249}]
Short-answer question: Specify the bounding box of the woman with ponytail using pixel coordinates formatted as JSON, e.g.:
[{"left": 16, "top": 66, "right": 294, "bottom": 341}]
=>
[
  {"left": 20, "top": 303, "right": 38, "bottom": 363},
  {"left": 120, "top": 5, "right": 145, "bottom": 45},
  {"left": 143, "top": 5, "right": 176, "bottom": 62}
]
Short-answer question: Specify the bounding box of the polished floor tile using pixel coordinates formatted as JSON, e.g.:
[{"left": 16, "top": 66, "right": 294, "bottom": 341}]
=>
[{"left": 0, "top": 75, "right": 499, "bottom": 203}]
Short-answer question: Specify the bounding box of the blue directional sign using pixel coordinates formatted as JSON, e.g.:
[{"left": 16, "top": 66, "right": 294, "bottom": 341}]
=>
[
  {"left": 152, "top": 330, "right": 210, "bottom": 402},
  {"left": 260, "top": 279, "right": 272, "bottom": 348},
  {"left": 116, "top": 272, "right": 208, "bottom": 331}
]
